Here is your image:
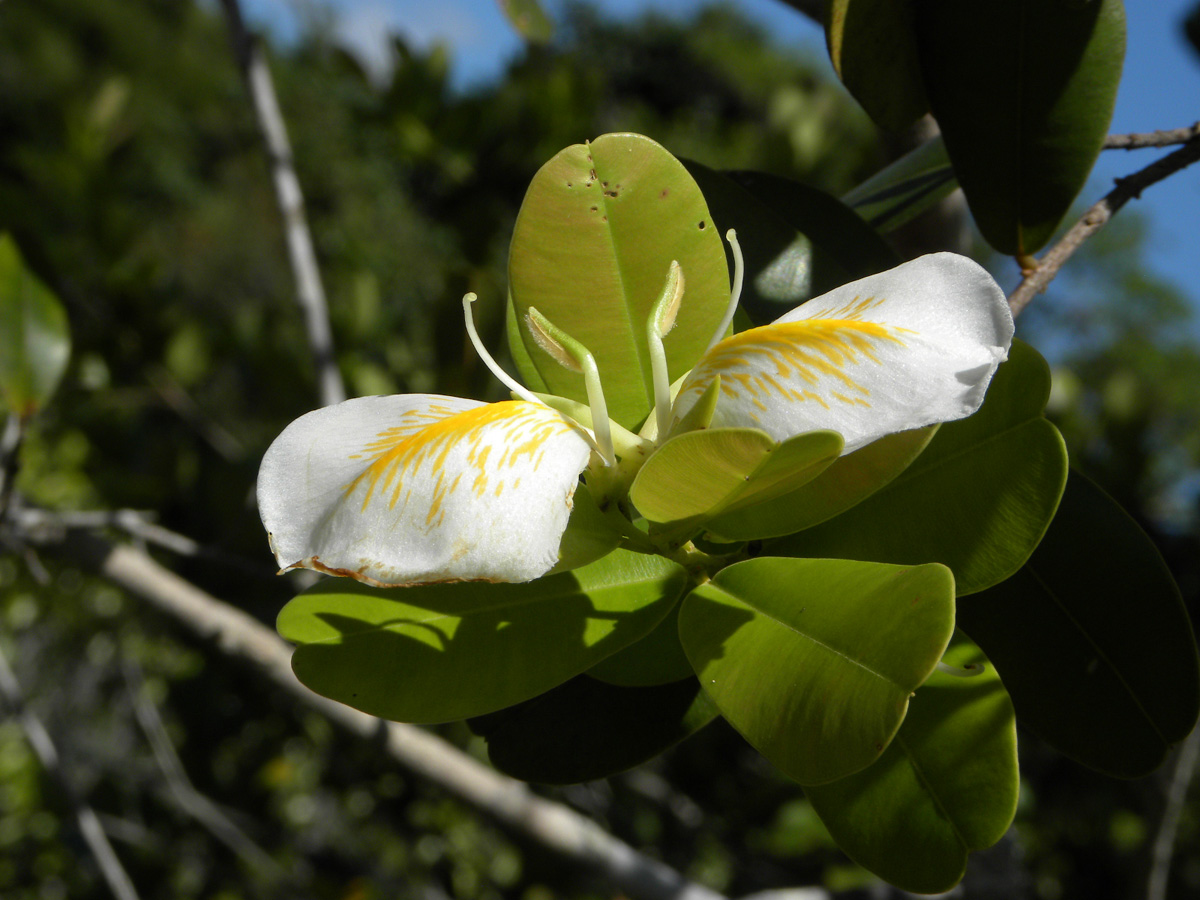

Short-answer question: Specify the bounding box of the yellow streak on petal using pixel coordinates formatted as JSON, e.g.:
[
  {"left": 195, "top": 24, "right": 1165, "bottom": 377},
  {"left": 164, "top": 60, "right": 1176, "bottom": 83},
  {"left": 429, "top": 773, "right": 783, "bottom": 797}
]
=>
[
  {"left": 682, "top": 301, "right": 904, "bottom": 409},
  {"left": 344, "top": 401, "right": 575, "bottom": 518}
]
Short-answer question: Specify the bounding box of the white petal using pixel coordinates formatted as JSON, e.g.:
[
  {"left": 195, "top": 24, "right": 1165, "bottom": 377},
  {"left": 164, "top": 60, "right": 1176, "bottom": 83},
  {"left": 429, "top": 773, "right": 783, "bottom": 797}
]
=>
[
  {"left": 672, "top": 253, "right": 1013, "bottom": 454},
  {"left": 257, "top": 395, "right": 596, "bottom": 585}
]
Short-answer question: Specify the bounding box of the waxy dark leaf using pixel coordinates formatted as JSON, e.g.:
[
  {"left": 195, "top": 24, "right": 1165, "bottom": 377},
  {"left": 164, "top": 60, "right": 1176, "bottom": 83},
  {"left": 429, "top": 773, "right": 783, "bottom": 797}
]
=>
[
  {"left": 470, "top": 675, "right": 717, "bottom": 784},
  {"left": 915, "top": 0, "right": 1126, "bottom": 255},
  {"left": 826, "top": 0, "right": 927, "bottom": 131},
  {"left": 959, "top": 471, "right": 1200, "bottom": 777}
]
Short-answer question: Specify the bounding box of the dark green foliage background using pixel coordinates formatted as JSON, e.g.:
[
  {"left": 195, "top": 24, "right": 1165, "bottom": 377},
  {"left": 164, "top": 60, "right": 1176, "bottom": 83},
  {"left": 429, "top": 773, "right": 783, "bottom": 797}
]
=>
[{"left": 1, "top": 1, "right": 1199, "bottom": 898}]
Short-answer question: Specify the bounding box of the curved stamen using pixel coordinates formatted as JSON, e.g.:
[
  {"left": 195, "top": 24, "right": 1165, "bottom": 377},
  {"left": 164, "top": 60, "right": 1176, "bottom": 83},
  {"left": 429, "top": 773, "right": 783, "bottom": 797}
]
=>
[
  {"left": 647, "top": 261, "right": 685, "bottom": 441},
  {"left": 526, "top": 307, "right": 616, "bottom": 467},
  {"left": 703, "top": 229, "right": 745, "bottom": 355},
  {"left": 462, "top": 294, "right": 546, "bottom": 407}
]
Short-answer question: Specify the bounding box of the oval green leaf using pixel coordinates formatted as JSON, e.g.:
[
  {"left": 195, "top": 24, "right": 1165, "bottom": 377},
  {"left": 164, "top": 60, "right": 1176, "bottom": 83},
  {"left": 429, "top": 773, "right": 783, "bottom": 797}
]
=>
[
  {"left": 827, "top": 0, "right": 928, "bottom": 132},
  {"left": 769, "top": 341, "right": 1068, "bottom": 596},
  {"left": 0, "top": 234, "right": 71, "bottom": 418},
  {"left": 915, "top": 0, "right": 1126, "bottom": 255},
  {"left": 805, "top": 635, "right": 1018, "bottom": 893},
  {"left": 470, "top": 675, "right": 718, "bottom": 785},
  {"left": 278, "top": 549, "right": 687, "bottom": 723},
  {"left": 679, "top": 557, "right": 956, "bottom": 784},
  {"left": 958, "top": 471, "right": 1200, "bottom": 777},
  {"left": 706, "top": 425, "right": 936, "bottom": 541},
  {"left": 508, "top": 134, "right": 729, "bottom": 428},
  {"left": 630, "top": 427, "right": 843, "bottom": 525}
]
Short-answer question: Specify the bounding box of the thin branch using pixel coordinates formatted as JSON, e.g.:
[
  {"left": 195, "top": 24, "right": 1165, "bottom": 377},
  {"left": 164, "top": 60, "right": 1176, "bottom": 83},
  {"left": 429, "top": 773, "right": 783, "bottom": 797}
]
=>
[
  {"left": 122, "top": 660, "right": 294, "bottom": 885},
  {"left": 0, "top": 645, "right": 141, "bottom": 900},
  {"left": 1104, "top": 122, "right": 1200, "bottom": 150},
  {"left": 34, "top": 528, "right": 730, "bottom": 900},
  {"left": 217, "top": 0, "right": 345, "bottom": 408},
  {"left": 1008, "top": 133, "right": 1200, "bottom": 317},
  {"left": 1147, "top": 725, "right": 1200, "bottom": 900}
]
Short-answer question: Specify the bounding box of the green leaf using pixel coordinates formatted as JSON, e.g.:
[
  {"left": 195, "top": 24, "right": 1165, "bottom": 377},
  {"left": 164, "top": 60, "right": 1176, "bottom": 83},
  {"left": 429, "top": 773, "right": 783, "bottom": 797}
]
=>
[
  {"left": 278, "top": 549, "right": 687, "bottom": 723},
  {"left": 841, "top": 136, "right": 957, "bottom": 234},
  {"left": 826, "top": 0, "right": 928, "bottom": 131},
  {"left": 548, "top": 482, "right": 623, "bottom": 574},
  {"left": 679, "top": 557, "right": 955, "bottom": 784},
  {"left": 684, "top": 161, "right": 900, "bottom": 324},
  {"left": 770, "top": 341, "right": 1068, "bottom": 596},
  {"left": 806, "top": 635, "right": 1018, "bottom": 893},
  {"left": 915, "top": 0, "right": 1126, "bottom": 255},
  {"left": 508, "top": 134, "right": 729, "bottom": 428},
  {"left": 587, "top": 602, "right": 694, "bottom": 687},
  {"left": 0, "top": 234, "right": 71, "bottom": 418},
  {"left": 498, "top": 0, "right": 553, "bottom": 44},
  {"left": 470, "top": 675, "right": 718, "bottom": 784},
  {"left": 958, "top": 471, "right": 1200, "bottom": 777},
  {"left": 630, "top": 427, "right": 843, "bottom": 525},
  {"left": 706, "top": 426, "right": 936, "bottom": 541}
]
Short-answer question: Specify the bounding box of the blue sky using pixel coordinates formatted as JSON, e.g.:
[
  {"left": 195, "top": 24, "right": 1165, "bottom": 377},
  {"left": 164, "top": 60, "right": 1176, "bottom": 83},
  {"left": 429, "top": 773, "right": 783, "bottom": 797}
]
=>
[{"left": 239, "top": 0, "right": 1200, "bottom": 309}]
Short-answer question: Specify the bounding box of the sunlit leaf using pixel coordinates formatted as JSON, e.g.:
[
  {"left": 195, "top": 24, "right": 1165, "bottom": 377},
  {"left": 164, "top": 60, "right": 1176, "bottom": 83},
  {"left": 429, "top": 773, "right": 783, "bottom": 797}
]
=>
[
  {"left": 630, "top": 427, "right": 842, "bottom": 525},
  {"left": 826, "top": 0, "right": 927, "bottom": 131},
  {"left": 679, "top": 557, "right": 955, "bottom": 784},
  {"left": 958, "top": 471, "right": 1200, "bottom": 777},
  {"left": 278, "top": 549, "right": 687, "bottom": 723},
  {"left": 508, "top": 133, "right": 729, "bottom": 428},
  {"left": 915, "top": 0, "right": 1126, "bottom": 254},
  {"left": 706, "top": 426, "right": 936, "bottom": 541},
  {"left": 0, "top": 234, "right": 71, "bottom": 418},
  {"left": 471, "top": 674, "right": 717, "bottom": 784},
  {"left": 806, "top": 636, "right": 1018, "bottom": 893},
  {"left": 771, "top": 341, "right": 1068, "bottom": 596}
]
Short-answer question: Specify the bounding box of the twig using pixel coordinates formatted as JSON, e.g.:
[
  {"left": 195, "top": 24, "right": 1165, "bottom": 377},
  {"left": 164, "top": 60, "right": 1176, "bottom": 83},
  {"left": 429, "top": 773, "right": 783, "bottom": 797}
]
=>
[
  {"left": 1007, "top": 133, "right": 1200, "bottom": 317},
  {"left": 1146, "top": 725, "right": 1200, "bottom": 900},
  {"left": 34, "top": 528, "right": 729, "bottom": 900},
  {"left": 0, "top": 645, "right": 141, "bottom": 900},
  {"left": 121, "top": 660, "right": 293, "bottom": 884},
  {"left": 0, "top": 413, "right": 22, "bottom": 517},
  {"left": 1104, "top": 122, "right": 1200, "bottom": 150},
  {"left": 217, "top": 0, "right": 345, "bottom": 409},
  {"left": 9, "top": 506, "right": 275, "bottom": 578}
]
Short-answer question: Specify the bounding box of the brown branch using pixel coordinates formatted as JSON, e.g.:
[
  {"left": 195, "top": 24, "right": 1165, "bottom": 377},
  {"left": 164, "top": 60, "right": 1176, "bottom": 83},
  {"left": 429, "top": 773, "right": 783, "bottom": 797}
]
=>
[
  {"left": 217, "top": 0, "right": 345, "bottom": 408},
  {"left": 1008, "top": 133, "right": 1200, "bottom": 317},
  {"left": 33, "top": 529, "right": 730, "bottom": 900},
  {"left": 1104, "top": 122, "right": 1200, "bottom": 150}
]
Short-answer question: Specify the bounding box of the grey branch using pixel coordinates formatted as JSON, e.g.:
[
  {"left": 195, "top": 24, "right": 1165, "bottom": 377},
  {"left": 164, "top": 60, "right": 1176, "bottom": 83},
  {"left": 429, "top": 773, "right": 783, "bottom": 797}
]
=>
[
  {"left": 1008, "top": 132, "right": 1200, "bottom": 317},
  {"left": 217, "top": 0, "right": 345, "bottom": 408},
  {"left": 38, "top": 529, "right": 729, "bottom": 900},
  {"left": 0, "top": 645, "right": 141, "bottom": 900},
  {"left": 1104, "top": 122, "right": 1200, "bottom": 150},
  {"left": 1147, "top": 725, "right": 1200, "bottom": 900},
  {"left": 122, "top": 661, "right": 292, "bottom": 883}
]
